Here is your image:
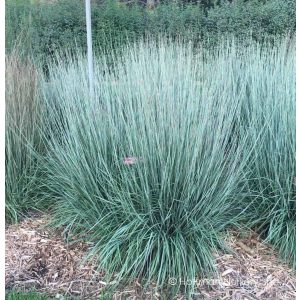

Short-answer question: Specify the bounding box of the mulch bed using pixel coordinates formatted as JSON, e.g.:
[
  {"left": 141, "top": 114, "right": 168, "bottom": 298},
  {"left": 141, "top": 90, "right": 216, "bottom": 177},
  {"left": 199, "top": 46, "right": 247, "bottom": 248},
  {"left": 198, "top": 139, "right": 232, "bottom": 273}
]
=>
[{"left": 5, "top": 215, "right": 296, "bottom": 299}]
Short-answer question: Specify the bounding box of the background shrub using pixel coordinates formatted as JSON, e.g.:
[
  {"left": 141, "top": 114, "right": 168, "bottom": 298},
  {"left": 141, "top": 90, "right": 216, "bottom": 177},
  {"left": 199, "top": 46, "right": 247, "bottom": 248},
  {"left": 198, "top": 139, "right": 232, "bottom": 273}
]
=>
[
  {"left": 206, "top": 0, "right": 295, "bottom": 40},
  {"left": 5, "top": 0, "right": 296, "bottom": 62}
]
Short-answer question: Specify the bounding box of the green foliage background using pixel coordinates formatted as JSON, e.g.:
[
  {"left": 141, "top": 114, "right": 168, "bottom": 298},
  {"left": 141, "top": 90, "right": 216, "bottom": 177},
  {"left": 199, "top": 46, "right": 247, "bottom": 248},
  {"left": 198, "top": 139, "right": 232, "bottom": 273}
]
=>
[{"left": 6, "top": 0, "right": 296, "bottom": 62}]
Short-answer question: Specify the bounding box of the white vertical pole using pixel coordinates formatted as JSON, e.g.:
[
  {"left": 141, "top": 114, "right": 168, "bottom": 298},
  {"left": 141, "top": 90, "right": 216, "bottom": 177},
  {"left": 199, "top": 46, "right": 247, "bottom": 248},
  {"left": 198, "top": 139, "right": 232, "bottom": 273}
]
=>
[{"left": 85, "top": 0, "right": 94, "bottom": 98}]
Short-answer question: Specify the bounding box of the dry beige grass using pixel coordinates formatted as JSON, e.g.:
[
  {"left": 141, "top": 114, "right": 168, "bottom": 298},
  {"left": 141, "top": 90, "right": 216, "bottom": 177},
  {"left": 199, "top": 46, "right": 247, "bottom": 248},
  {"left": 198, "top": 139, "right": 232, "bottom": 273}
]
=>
[
  {"left": 6, "top": 51, "right": 39, "bottom": 135},
  {"left": 5, "top": 50, "right": 42, "bottom": 223}
]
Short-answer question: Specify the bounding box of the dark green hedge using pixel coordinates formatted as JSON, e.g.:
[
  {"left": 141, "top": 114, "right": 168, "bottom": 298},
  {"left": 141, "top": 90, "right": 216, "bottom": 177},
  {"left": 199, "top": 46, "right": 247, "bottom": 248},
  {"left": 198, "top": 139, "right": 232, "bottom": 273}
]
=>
[{"left": 6, "top": 0, "right": 295, "bottom": 61}]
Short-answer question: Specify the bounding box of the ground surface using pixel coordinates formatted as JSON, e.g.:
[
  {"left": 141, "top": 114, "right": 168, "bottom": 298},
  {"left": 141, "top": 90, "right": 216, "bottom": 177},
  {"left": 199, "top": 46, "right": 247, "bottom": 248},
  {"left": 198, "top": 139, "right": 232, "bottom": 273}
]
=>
[{"left": 5, "top": 215, "right": 296, "bottom": 300}]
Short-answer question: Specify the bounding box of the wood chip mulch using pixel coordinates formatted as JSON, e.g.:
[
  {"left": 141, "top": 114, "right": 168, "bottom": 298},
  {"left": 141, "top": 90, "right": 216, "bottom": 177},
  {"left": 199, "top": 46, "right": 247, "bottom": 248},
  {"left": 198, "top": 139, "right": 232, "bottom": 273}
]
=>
[
  {"left": 198, "top": 231, "right": 296, "bottom": 300},
  {"left": 5, "top": 215, "right": 296, "bottom": 300}
]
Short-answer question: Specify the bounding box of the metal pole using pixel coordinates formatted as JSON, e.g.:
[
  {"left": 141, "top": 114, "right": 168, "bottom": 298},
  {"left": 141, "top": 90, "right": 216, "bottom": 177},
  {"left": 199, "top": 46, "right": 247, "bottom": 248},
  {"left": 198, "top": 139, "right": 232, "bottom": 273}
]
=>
[{"left": 85, "top": 0, "right": 94, "bottom": 97}]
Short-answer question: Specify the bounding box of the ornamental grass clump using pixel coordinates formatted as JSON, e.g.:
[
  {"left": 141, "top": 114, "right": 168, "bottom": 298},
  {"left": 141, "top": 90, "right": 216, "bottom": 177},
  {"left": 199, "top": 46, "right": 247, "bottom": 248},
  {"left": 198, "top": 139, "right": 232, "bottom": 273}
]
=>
[
  {"left": 5, "top": 49, "right": 42, "bottom": 223},
  {"left": 240, "top": 37, "right": 296, "bottom": 267},
  {"left": 40, "top": 37, "right": 295, "bottom": 292},
  {"left": 41, "top": 39, "right": 251, "bottom": 292}
]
